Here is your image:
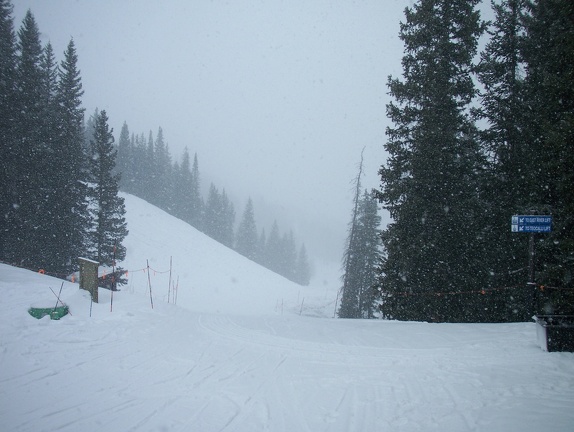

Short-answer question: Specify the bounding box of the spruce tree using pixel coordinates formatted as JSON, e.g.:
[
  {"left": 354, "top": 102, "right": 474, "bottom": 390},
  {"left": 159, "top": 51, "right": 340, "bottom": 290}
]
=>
[
  {"left": 520, "top": 0, "right": 574, "bottom": 313},
  {"left": 257, "top": 228, "right": 267, "bottom": 266},
  {"left": 219, "top": 189, "right": 235, "bottom": 248},
  {"left": 477, "top": 0, "right": 531, "bottom": 320},
  {"left": 0, "top": 0, "right": 16, "bottom": 260},
  {"left": 172, "top": 147, "right": 192, "bottom": 221},
  {"left": 50, "top": 38, "right": 89, "bottom": 274},
  {"left": 116, "top": 121, "right": 133, "bottom": 192},
  {"left": 266, "top": 220, "right": 282, "bottom": 274},
  {"left": 236, "top": 198, "right": 258, "bottom": 260},
  {"left": 152, "top": 127, "right": 171, "bottom": 209},
  {"left": 295, "top": 243, "right": 311, "bottom": 286},
  {"left": 338, "top": 152, "right": 366, "bottom": 318},
  {"left": 280, "top": 230, "right": 297, "bottom": 281},
  {"left": 9, "top": 10, "right": 47, "bottom": 267},
  {"left": 189, "top": 152, "right": 203, "bottom": 229},
  {"left": 375, "top": 0, "right": 487, "bottom": 322},
  {"left": 339, "top": 190, "right": 381, "bottom": 318},
  {"left": 203, "top": 183, "right": 221, "bottom": 240},
  {"left": 88, "top": 110, "right": 128, "bottom": 266}
]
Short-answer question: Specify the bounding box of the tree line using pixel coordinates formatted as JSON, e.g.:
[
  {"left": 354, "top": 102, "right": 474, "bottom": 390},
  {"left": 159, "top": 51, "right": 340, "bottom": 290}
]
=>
[
  {"left": 0, "top": 2, "right": 311, "bottom": 286},
  {"left": 372, "top": 0, "right": 573, "bottom": 322},
  {"left": 0, "top": 5, "right": 127, "bottom": 277},
  {"left": 110, "top": 120, "right": 311, "bottom": 285}
]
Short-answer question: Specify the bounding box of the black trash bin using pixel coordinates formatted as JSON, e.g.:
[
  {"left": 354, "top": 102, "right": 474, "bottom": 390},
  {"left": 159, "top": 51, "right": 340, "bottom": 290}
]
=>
[{"left": 535, "top": 315, "right": 574, "bottom": 352}]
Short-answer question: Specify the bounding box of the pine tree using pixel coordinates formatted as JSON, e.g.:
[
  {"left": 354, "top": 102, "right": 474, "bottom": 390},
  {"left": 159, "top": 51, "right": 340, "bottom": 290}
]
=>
[
  {"left": 520, "top": 0, "right": 574, "bottom": 313},
  {"left": 476, "top": 0, "right": 531, "bottom": 320},
  {"left": 116, "top": 121, "right": 133, "bottom": 192},
  {"left": 203, "top": 184, "right": 234, "bottom": 246},
  {"left": 266, "top": 220, "right": 282, "bottom": 274},
  {"left": 257, "top": 228, "right": 267, "bottom": 266},
  {"left": 295, "top": 243, "right": 311, "bottom": 286},
  {"left": 338, "top": 151, "right": 366, "bottom": 318},
  {"left": 219, "top": 189, "right": 235, "bottom": 248},
  {"left": 8, "top": 10, "right": 47, "bottom": 267},
  {"left": 171, "top": 147, "right": 192, "bottom": 221},
  {"left": 0, "top": 0, "right": 16, "bottom": 260},
  {"left": 236, "top": 197, "right": 258, "bottom": 260},
  {"left": 339, "top": 190, "right": 381, "bottom": 318},
  {"left": 355, "top": 191, "right": 382, "bottom": 317},
  {"left": 88, "top": 110, "right": 128, "bottom": 266},
  {"left": 375, "top": 0, "right": 487, "bottom": 322},
  {"left": 203, "top": 183, "right": 221, "bottom": 240},
  {"left": 49, "top": 38, "right": 89, "bottom": 274},
  {"left": 189, "top": 152, "right": 203, "bottom": 229},
  {"left": 151, "top": 127, "right": 171, "bottom": 209},
  {"left": 280, "top": 230, "right": 297, "bottom": 281}
]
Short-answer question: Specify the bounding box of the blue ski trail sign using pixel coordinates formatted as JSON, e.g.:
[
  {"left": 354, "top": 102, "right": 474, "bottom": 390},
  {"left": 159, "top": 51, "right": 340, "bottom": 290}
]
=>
[{"left": 511, "top": 215, "right": 552, "bottom": 233}]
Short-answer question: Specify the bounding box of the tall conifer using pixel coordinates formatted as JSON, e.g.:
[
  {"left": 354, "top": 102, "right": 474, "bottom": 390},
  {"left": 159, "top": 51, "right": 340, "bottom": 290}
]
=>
[
  {"left": 0, "top": 0, "right": 16, "bottom": 260},
  {"left": 236, "top": 198, "right": 258, "bottom": 260},
  {"left": 376, "top": 0, "right": 487, "bottom": 322},
  {"left": 50, "top": 39, "right": 89, "bottom": 273},
  {"left": 88, "top": 110, "right": 128, "bottom": 266}
]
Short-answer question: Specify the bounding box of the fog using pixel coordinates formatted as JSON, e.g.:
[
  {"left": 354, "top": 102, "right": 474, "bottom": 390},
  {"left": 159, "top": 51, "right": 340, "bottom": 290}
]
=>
[{"left": 12, "top": 0, "right": 410, "bottom": 264}]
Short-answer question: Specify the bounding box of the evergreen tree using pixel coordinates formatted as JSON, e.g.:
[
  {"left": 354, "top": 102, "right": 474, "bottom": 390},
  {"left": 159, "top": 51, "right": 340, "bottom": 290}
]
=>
[
  {"left": 203, "top": 184, "right": 234, "bottom": 246},
  {"left": 88, "top": 110, "right": 128, "bottom": 266},
  {"left": 295, "top": 243, "right": 311, "bottom": 286},
  {"left": 266, "top": 220, "right": 282, "bottom": 274},
  {"left": 152, "top": 127, "right": 171, "bottom": 209},
  {"left": 338, "top": 151, "right": 366, "bottom": 318},
  {"left": 8, "top": 10, "right": 47, "bottom": 267},
  {"left": 257, "top": 228, "right": 267, "bottom": 266},
  {"left": 280, "top": 230, "right": 297, "bottom": 281},
  {"left": 520, "top": 0, "right": 574, "bottom": 313},
  {"left": 189, "top": 152, "right": 203, "bottom": 229},
  {"left": 49, "top": 38, "right": 89, "bottom": 274},
  {"left": 116, "top": 121, "right": 133, "bottom": 192},
  {"left": 219, "top": 189, "right": 235, "bottom": 248},
  {"left": 236, "top": 197, "right": 258, "bottom": 260},
  {"left": 375, "top": 0, "right": 487, "bottom": 322},
  {"left": 0, "top": 0, "right": 16, "bottom": 260},
  {"left": 28, "top": 41, "right": 59, "bottom": 269},
  {"left": 139, "top": 130, "right": 154, "bottom": 203},
  {"left": 203, "top": 183, "right": 221, "bottom": 240},
  {"left": 339, "top": 189, "right": 381, "bottom": 318},
  {"left": 131, "top": 132, "right": 148, "bottom": 198},
  {"left": 476, "top": 0, "right": 531, "bottom": 320},
  {"left": 171, "top": 147, "right": 192, "bottom": 221}
]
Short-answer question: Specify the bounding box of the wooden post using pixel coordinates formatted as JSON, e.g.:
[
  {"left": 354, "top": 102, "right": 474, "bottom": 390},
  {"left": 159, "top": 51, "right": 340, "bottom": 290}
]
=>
[{"left": 79, "top": 257, "right": 99, "bottom": 303}]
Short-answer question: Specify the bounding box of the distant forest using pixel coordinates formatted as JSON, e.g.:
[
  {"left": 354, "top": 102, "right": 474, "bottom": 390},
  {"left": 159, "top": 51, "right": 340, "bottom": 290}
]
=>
[
  {"left": 102, "top": 118, "right": 312, "bottom": 286},
  {"left": 0, "top": 2, "right": 311, "bottom": 286}
]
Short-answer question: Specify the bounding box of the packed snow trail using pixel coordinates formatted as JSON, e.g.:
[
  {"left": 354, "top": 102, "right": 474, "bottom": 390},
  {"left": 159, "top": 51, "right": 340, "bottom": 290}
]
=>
[
  {"left": 2, "top": 194, "right": 574, "bottom": 431},
  {"left": 1, "top": 265, "right": 574, "bottom": 432}
]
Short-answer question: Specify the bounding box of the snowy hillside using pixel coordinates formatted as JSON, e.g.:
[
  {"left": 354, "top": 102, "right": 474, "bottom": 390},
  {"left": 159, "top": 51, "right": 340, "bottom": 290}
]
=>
[{"left": 1, "top": 193, "right": 573, "bottom": 432}]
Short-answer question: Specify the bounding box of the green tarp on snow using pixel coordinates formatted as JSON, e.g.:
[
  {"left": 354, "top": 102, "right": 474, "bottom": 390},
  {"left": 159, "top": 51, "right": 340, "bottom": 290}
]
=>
[{"left": 28, "top": 305, "right": 69, "bottom": 320}]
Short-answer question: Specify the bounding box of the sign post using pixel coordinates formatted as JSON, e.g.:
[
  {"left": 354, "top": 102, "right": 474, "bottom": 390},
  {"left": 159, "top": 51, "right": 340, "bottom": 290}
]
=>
[{"left": 511, "top": 215, "right": 552, "bottom": 313}]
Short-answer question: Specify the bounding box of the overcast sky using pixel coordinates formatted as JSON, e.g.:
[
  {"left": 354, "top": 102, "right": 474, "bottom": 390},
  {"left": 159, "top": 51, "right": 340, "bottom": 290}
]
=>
[{"left": 12, "top": 0, "right": 412, "bottom": 264}]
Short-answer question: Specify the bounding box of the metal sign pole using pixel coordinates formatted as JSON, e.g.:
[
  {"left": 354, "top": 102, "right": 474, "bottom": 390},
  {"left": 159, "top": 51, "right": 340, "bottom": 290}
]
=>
[{"left": 511, "top": 214, "right": 552, "bottom": 316}]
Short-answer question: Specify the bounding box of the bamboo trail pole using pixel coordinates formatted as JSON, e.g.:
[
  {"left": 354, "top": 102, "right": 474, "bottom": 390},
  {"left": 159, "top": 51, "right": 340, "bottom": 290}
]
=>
[
  {"left": 168, "top": 256, "right": 173, "bottom": 304},
  {"left": 111, "top": 243, "right": 116, "bottom": 312},
  {"left": 147, "top": 259, "right": 154, "bottom": 309},
  {"left": 54, "top": 281, "right": 64, "bottom": 312},
  {"left": 174, "top": 276, "right": 179, "bottom": 305},
  {"left": 49, "top": 285, "right": 72, "bottom": 316},
  {"left": 333, "top": 288, "right": 341, "bottom": 318}
]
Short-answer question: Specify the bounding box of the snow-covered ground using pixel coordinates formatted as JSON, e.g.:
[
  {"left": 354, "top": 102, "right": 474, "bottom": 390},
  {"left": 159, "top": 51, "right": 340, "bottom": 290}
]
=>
[{"left": 1, "top": 194, "right": 573, "bottom": 432}]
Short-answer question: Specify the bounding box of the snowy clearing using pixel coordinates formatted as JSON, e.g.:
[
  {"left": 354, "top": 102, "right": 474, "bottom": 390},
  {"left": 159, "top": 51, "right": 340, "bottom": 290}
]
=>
[{"left": 1, "top": 194, "right": 573, "bottom": 432}]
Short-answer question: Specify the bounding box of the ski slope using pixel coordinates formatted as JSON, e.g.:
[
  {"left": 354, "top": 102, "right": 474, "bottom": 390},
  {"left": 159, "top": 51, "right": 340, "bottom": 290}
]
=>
[{"left": 1, "top": 193, "right": 573, "bottom": 432}]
